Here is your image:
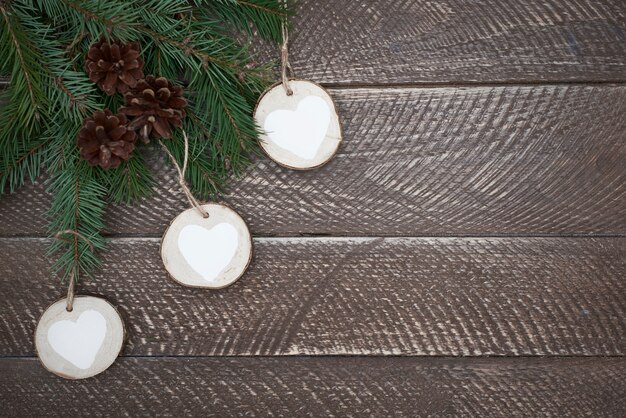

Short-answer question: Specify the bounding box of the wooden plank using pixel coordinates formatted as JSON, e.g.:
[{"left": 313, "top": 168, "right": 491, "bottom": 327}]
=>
[
  {"left": 284, "top": 0, "right": 626, "bottom": 84},
  {"left": 3, "top": 0, "right": 624, "bottom": 88},
  {"left": 1, "top": 85, "right": 625, "bottom": 237},
  {"left": 2, "top": 1, "right": 625, "bottom": 90},
  {"left": 1, "top": 357, "right": 624, "bottom": 416},
  {"left": 1, "top": 237, "right": 623, "bottom": 357}
]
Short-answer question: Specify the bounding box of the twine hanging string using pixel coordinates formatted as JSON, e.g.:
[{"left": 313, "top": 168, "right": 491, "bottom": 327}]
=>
[
  {"left": 280, "top": 8, "right": 294, "bottom": 96},
  {"left": 159, "top": 131, "right": 209, "bottom": 219},
  {"left": 65, "top": 271, "right": 76, "bottom": 312},
  {"left": 54, "top": 230, "right": 95, "bottom": 312}
]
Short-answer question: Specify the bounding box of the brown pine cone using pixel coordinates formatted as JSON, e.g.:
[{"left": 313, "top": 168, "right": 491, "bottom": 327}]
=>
[
  {"left": 86, "top": 40, "right": 144, "bottom": 96},
  {"left": 119, "top": 75, "right": 187, "bottom": 141},
  {"left": 77, "top": 109, "right": 137, "bottom": 169}
]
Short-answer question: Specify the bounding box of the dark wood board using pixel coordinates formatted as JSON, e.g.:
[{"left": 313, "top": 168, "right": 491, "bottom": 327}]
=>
[
  {"left": 2, "top": 0, "right": 626, "bottom": 90},
  {"left": 4, "top": 0, "right": 626, "bottom": 88},
  {"left": 1, "top": 357, "right": 624, "bottom": 417},
  {"left": 1, "top": 85, "right": 624, "bottom": 237},
  {"left": 284, "top": 0, "right": 626, "bottom": 84},
  {"left": 1, "top": 237, "right": 623, "bottom": 357}
]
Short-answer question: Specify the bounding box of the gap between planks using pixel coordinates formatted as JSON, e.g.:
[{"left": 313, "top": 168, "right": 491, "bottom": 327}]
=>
[
  {"left": 322, "top": 80, "right": 626, "bottom": 89},
  {"left": 1, "top": 353, "right": 625, "bottom": 359},
  {"left": 1, "top": 235, "right": 625, "bottom": 241},
  {"left": 3, "top": 79, "right": 626, "bottom": 89}
]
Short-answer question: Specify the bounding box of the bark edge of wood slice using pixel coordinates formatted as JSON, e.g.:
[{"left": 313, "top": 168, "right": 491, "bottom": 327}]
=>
[
  {"left": 254, "top": 79, "right": 342, "bottom": 170},
  {"left": 34, "top": 296, "right": 125, "bottom": 380},
  {"left": 160, "top": 203, "right": 253, "bottom": 289}
]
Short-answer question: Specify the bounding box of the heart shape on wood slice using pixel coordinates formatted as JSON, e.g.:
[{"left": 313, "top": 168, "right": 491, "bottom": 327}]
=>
[
  {"left": 177, "top": 222, "right": 239, "bottom": 282},
  {"left": 264, "top": 95, "right": 331, "bottom": 159},
  {"left": 47, "top": 310, "right": 107, "bottom": 370}
]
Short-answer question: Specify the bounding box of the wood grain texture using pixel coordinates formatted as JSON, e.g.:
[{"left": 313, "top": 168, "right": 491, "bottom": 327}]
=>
[
  {"left": 1, "top": 85, "right": 624, "bottom": 237},
  {"left": 4, "top": 0, "right": 624, "bottom": 89},
  {"left": 1, "top": 237, "right": 623, "bottom": 357},
  {"left": 285, "top": 0, "right": 626, "bottom": 84},
  {"left": 2, "top": 0, "right": 626, "bottom": 90},
  {"left": 1, "top": 357, "right": 625, "bottom": 417},
  {"left": 1, "top": 3, "right": 624, "bottom": 414}
]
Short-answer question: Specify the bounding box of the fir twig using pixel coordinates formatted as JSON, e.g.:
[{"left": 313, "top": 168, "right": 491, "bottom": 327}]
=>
[
  {"left": 47, "top": 159, "right": 106, "bottom": 282},
  {"left": 200, "top": 0, "right": 290, "bottom": 43},
  {"left": 0, "top": 2, "right": 49, "bottom": 192},
  {"left": 0, "top": 7, "right": 40, "bottom": 119},
  {"left": 1, "top": 0, "right": 291, "bottom": 282},
  {"left": 101, "top": 151, "right": 154, "bottom": 204},
  {"left": 0, "top": 3, "right": 48, "bottom": 134}
]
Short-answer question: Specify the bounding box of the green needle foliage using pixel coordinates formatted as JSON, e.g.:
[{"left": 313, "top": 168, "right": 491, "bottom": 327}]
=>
[{"left": 0, "top": 0, "right": 290, "bottom": 284}]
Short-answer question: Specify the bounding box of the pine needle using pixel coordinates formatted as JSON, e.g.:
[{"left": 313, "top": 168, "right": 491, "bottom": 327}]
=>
[{"left": 0, "top": 0, "right": 290, "bottom": 281}]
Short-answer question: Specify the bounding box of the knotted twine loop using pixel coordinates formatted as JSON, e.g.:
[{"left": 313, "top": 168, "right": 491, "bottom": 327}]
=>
[
  {"left": 159, "top": 131, "right": 210, "bottom": 219},
  {"left": 54, "top": 230, "right": 95, "bottom": 312},
  {"left": 280, "top": 8, "right": 294, "bottom": 96}
]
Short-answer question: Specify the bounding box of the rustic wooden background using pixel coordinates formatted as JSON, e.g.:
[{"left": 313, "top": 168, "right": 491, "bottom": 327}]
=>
[{"left": 1, "top": 0, "right": 625, "bottom": 416}]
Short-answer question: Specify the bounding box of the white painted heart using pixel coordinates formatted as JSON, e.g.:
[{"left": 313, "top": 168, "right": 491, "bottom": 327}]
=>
[
  {"left": 47, "top": 310, "right": 107, "bottom": 370},
  {"left": 264, "top": 95, "right": 331, "bottom": 159},
  {"left": 178, "top": 223, "right": 239, "bottom": 282}
]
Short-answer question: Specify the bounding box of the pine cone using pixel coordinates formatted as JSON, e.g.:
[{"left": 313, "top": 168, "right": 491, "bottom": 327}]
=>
[
  {"left": 120, "top": 75, "right": 187, "bottom": 140},
  {"left": 77, "top": 110, "right": 137, "bottom": 169},
  {"left": 86, "top": 40, "right": 144, "bottom": 96}
]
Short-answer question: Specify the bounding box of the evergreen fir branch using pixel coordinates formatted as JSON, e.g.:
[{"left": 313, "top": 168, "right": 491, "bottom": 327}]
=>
[
  {"left": 0, "top": 2, "right": 51, "bottom": 192},
  {"left": 164, "top": 120, "right": 227, "bottom": 199},
  {"left": 137, "top": 4, "right": 270, "bottom": 77},
  {"left": 37, "top": 33, "right": 107, "bottom": 280},
  {"left": 0, "top": 1, "right": 102, "bottom": 196},
  {"left": 233, "top": 61, "right": 275, "bottom": 107},
  {"left": 0, "top": 5, "right": 44, "bottom": 119},
  {"left": 0, "top": 3, "right": 48, "bottom": 142},
  {"left": 137, "top": 9, "right": 270, "bottom": 181},
  {"left": 192, "top": 69, "right": 260, "bottom": 173},
  {"left": 1, "top": 0, "right": 293, "bottom": 281},
  {"left": 143, "top": 0, "right": 192, "bottom": 18},
  {"left": 0, "top": 135, "right": 47, "bottom": 193},
  {"left": 142, "top": 27, "right": 241, "bottom": 70},
  {"left": 35, "top": 32, "right": 102, "bottom": 123},
  {"left": 47, "top": 158, "right": 106, "bottom": 282},
  {"left": 199, "top": 0, "right": 289, "bottom": 43},
  {"left": 100, "top": 151, "right": 154, "bottom": 204},
  {"left": 63, "top": 29, "right": 89, "bottom": 57},
  {"left": 31, "top": 0, "right": 143, "bottom": 43}
]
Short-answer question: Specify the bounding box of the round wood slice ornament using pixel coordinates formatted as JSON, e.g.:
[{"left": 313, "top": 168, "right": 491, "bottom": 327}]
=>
[
  {"left": 35, "top": 296, "right": 125, "bottom": 380},
  {"left": 254, "top": 79, "right": 342, "bottom": 170},
  {"left": 161, "top": 203, "right": 252, "bottom": 289}
]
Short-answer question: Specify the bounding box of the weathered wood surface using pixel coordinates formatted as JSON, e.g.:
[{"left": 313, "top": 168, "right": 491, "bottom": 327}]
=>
[
  {"left": 1, "top": 0, "right": 626, "bottom": 90},
  {"left": 1, "top": 85, "right": 625, "bottom": 237},
  {"left": 1, "top": 1, "right": 625, "bottom": 415},
  {"left": 1, "top": 357, "right": 624, "bottom": 417},
  {"left": 286, "top": 0, "right": 626, "bottom": 84},
  {"left": 1, "top": 237, "right": 624, "bottom": 357}
]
